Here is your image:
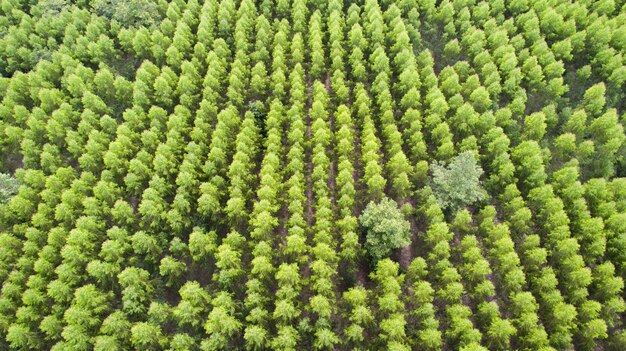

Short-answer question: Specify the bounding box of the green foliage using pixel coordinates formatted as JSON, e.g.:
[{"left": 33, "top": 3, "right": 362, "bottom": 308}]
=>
[
  {"left": 37, "top": 0, "right": 71, "bottom": 16},
  {"left": 431, "top": 152, "right": 486, "bottom": 212},
  {"left": 93, "top": 0, "right": 162, "bottom": 28},
  {"left": 0, "top": 173, "right": 19, "bottom": 204},
  {"left": 2, "top": 0, "right": 626, "bottom": 350},
  {"left": 359, "top": 198, "right": 411, "bottom": 263}
]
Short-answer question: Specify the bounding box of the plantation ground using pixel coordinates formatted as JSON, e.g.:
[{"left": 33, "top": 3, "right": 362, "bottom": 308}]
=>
[{"left": 1, "top": 0, "right": 626, "bottom": 350}]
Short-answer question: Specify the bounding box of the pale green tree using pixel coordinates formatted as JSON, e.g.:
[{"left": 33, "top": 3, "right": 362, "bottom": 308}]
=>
[
  {"left": 431, "top": 152, "right": 486, "bottom": 212},
  {"left": 359, "top": 198, "right": 411, "bottom": 263}
]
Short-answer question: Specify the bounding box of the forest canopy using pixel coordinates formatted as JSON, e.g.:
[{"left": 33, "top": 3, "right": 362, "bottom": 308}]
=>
[{"left": 1, "top": 0, "right": 626, "bottom": 350}]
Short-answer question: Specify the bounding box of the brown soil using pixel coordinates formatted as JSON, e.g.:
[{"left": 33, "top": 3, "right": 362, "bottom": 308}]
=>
[{"left": 399, "top": 245, "right": 412, "bottom": 270}]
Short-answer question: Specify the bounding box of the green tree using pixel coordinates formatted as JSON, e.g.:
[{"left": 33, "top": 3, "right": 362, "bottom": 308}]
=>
[
  {"left": 130, "top": 322, "right": 165, "bottom": 350},
  {"left": 118, "top": 267, "right": 154, "bottom": 317},
  {"left": 94, "top": 0, "right": 162, "bottom": 28},
  {"left": 160, "top": 256, "right": 186, "bottom": 287},
  {"left": 189, "top": 227, "right": 217, "bottom": 262},
  {"left": 0, "top": 173, "right": 19, "bottom": 204},
  {"left": 431, "top": 152, "right": 487, "bottom": 212},
  {"left": 359, "top": 198, "right": 411, "bottom": 263}
]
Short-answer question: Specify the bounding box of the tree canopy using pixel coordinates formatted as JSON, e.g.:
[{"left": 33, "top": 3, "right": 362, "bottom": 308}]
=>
[
  {"left": 359, "top": 197, "right": 411, "bottom": 263},
  {"left": 431, "top": 151, "right": 487, "bottom": 212}
]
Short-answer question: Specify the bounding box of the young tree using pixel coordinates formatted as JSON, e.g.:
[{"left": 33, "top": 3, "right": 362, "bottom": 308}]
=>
[
  {"left": 130, "top": 322, "right": 165, "bottom": 350},
  {"left": 118, "top": 267, "right": 154, "bottom": 318}
]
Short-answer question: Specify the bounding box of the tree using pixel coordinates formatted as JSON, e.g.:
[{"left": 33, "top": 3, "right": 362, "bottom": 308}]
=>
[
  {"left": 94, "top": 0, "right": 162, "bottom": 28},
  {"left": 486, "top": 318, "right": 516, "bottom": 350},
  {"left": 314, "top": 328, "right": 339, "bottom": 350},
  {"left": 159, "top": 256, "right": 186, "bottom": 287},
  {"left": 0, "top": 173, "right": 19, "bottom": 204},
  {"left": 588, "top": 109, "right": 625, "bottom": 178},
  {"left": 431, "top": 151, "right": 487, "bottom": 212},
  {"left": 7, "top": 323, "right": 41, "bottom": 350},
  {"left": 130, "top": 322, "right": 165, "bottom": 350},
  {"left": 271, "top": 325, "right": 299, "bottom": 351},
  {"left": 189, "top": 227, "right": 217, "bottom": 262},
  {"left": 118, "top": 267, "right": 154, "bottom": 317},
  {"left": 582, "top": 83, "right": 606, "bottom": 117},
  {"left": 359, "top": 197, "right": 411, "bottom": 263},
  {"left": 244, "top": 325, "right": 267, "bottom": 350},
  {"left": 170, "top": 333, "right": 196, "bottom": 351},
  {"left": 204, "top": 292, "right": 242, "bottom": 349}
]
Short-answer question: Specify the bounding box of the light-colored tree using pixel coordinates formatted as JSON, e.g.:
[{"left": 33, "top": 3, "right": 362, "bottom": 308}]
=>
[
  {"left": 431, "top": 151, "right": 487, "bottom": 212},
  {"left": 359, "top": 198, "right": 411, "bottom": 263}
]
